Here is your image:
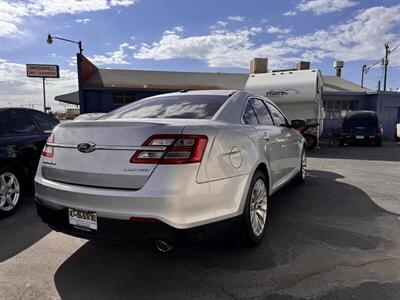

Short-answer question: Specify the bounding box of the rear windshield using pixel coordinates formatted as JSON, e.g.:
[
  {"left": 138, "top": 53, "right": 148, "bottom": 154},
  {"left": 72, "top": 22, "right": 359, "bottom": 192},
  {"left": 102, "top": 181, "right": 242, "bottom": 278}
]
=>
[
  {"left": 103, "top": 95, "right": 229, "bottom": 120},
  {"left": 343, "top": 113, "right": 378, "bottom": 128}
]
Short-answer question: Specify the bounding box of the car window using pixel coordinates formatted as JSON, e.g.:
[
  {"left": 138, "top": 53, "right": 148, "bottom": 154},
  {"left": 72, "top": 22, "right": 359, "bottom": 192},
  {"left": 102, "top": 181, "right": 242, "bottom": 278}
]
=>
[
  {"left": 242, "top": 102, "right": 259, "bottom": 125},
  {"left": 29, "top": 110, "right": 58, "bottom": 133},
  {"left": 104, "top": 95, "right": 229, "bottom": 119},
  {"left": 265, "top": 103, "right": 288, "bottom": 126},
  {"left": 0, "top": 110, "right": 38, "bottom": 135},
  {"left": 249, "top": 99, "right": 274, "bottom": 126}
]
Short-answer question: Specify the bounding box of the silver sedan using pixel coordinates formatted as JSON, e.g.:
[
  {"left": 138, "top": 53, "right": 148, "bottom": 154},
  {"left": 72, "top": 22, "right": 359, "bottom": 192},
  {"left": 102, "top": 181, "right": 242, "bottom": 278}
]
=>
[{"left": 35, "top": 90, "right": 306, "bottom": 251}]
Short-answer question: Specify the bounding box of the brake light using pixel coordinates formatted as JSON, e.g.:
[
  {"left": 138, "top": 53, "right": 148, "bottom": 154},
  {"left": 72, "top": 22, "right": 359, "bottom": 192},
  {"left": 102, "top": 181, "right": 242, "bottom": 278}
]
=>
[
  {"left": 130, "top": 134, "right": 208, "bottom": 164},
  {"left": 42, "top": 133, "right": 55, "bottom": 158}
]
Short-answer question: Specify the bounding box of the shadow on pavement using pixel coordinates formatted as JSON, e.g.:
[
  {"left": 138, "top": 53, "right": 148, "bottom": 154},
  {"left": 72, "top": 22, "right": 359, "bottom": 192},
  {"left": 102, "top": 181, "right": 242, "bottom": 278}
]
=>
[
  {"left": 0, "top": 190, "right": 51, "bottom": 262},
  {"left": 54, "top": 170, "right": 394, "bottom": 299},
  {"left": 309, "top": 141, "right": 400, "bottom": 162}
]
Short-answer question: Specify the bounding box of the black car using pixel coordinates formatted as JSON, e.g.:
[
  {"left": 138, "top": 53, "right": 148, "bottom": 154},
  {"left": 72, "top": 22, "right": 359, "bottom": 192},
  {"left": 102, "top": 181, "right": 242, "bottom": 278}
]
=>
[
  {"left": 0, "top": 108, "right": 58, "bottom": 218},
  {"left": 339, "top": 110, "right": 383, "bottom": 146}
]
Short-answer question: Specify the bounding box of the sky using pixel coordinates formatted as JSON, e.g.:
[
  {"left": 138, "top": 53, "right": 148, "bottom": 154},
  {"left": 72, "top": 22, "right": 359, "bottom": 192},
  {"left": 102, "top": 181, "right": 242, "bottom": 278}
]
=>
[{"left": 0, "top": 0, "right": 400, "bottom": 112}]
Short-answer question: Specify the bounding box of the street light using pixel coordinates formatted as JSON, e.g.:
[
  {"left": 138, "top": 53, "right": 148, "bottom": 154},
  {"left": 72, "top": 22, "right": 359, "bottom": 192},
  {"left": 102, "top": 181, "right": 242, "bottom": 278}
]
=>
[{"left": 47, "top": 34, "right": 83, "bottom": 54}]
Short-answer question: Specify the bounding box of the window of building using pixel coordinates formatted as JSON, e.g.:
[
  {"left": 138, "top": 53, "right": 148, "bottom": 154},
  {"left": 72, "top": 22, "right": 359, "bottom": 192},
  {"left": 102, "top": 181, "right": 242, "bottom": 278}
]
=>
[
  {"left": 323, "top": 100, "right": 359, "bottom": 120},
  {"left": 113, "top": 92, "right": 136, "bottom": 105}
]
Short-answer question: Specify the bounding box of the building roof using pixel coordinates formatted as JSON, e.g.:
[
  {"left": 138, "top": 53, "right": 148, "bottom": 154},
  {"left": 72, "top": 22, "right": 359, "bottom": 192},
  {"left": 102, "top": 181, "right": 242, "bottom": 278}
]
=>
[
  {"left": 322, "top": 75, "right": 370, "bottom": 93},
  {"left": 55, "top": 91, "right": 79, "bottom": 105},
  {"left": 83, "top": 69, "right": 248, "bottom": 90}
]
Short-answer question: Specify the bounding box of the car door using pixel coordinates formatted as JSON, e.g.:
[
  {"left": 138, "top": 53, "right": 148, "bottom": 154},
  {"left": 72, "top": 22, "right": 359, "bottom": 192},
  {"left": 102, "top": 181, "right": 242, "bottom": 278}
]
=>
[
  {"left": 265, "top": 101, "right": 299, "bottom": 178},
  {"left": 243, "top": 98, "right": 288, "bottom": 188}
]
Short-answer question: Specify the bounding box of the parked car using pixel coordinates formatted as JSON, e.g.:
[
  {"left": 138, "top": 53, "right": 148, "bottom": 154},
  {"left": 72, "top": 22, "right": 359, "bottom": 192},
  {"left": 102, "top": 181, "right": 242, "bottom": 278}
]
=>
[
  {"left": 339, "top": 110, "right": 383, "bottom": 146},
  {"left": 35, "top": 90, "right": 306, "bottom": 251},
  {"left": 0, "top": 108, "right": 58, "bottom": 218},
  {"left": 395, "top": 121, "right": 400, "bottom": 142}
]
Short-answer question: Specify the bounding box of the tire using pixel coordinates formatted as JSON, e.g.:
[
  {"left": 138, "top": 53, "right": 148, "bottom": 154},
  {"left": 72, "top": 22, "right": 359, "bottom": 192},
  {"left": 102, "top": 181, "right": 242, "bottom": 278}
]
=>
[
  {"left": 0, "top": 167, "right": 23, "bottom": 219},
  {"left": 240, "top": 170, "right": 269, "bottom": 246},
  {"left": 303, "top": 134, "right": 317, "bottom": 150},
  {"left": 375, "top": 138, "right": 382, "bottom": 147},
  {"left": 296, "top": 148, "right": 307, "bottom": 184}
]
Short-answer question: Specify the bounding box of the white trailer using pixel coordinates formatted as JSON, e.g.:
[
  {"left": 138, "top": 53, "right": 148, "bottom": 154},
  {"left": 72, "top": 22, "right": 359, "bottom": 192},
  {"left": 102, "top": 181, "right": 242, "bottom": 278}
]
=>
[{"left": 244, "top": 68, "right": 324, "bottom": 136}]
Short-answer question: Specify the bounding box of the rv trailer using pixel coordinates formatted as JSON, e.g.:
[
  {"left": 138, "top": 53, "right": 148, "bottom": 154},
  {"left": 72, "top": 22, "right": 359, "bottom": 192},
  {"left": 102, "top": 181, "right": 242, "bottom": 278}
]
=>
[{"left": 244, "top": 68, "right": 324, "bottom": 138}]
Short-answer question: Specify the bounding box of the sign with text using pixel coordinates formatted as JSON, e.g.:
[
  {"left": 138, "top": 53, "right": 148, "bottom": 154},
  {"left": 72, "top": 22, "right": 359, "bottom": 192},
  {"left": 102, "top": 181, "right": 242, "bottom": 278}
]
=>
[{"left": 26, "top": 64, "right": 60, "bottom": 78}]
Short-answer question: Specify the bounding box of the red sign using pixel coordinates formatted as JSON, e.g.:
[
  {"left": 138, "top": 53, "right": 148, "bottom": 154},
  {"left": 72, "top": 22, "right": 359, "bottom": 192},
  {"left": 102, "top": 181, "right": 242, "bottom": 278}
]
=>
[{"left": 26, "top": 64, "right": 60, "bottom": 78}]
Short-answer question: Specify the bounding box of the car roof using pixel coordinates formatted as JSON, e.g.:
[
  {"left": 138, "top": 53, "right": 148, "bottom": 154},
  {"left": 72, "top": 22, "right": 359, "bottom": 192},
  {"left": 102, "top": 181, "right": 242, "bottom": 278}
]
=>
[
  {"left": 347, "top": 110, "right": 377, "bottom": 116},
  {"left": 0, "top": 107, "right": 44, "bottom": 113}
]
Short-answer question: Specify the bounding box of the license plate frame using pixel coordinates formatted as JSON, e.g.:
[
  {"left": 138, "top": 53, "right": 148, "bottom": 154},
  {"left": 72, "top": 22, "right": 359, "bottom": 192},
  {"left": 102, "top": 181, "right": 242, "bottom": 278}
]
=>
[
  {"left": 355, "top": 135, "right": 364, "bottom": 139},
  {"left": 68, "top": 208, "right": 98, "bottom": 231}
]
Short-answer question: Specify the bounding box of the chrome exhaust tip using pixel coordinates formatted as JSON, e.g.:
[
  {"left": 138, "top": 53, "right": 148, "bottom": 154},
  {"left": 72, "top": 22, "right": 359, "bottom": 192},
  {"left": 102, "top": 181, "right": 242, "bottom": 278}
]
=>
[{"left": 155, "top": 240, "right": 173, "bottom": 253}]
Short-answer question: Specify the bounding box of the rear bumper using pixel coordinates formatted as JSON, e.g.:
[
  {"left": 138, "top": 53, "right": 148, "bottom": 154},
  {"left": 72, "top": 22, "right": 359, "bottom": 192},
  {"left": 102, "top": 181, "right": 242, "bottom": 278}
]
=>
[
  {"left": 34, "top": 164, "right": 250, "bottom": 229},
  {"left": 340, "top": 134, "right": 381, "bottom": 144},
  {"left": 36, "top": 201, "right": 240, "bottom": 245}
]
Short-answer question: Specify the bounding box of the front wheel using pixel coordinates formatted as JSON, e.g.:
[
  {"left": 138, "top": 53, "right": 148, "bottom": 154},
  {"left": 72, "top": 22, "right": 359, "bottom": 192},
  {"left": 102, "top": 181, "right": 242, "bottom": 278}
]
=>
[
  {"left": 296, "top": 149, "right": 306, "bottom": 184},
  {"left": 0, "top": 167, "right": 23, "bottom": 219},
  {"left": 240, "top": 170, "right": 268, "bottom": 246}
]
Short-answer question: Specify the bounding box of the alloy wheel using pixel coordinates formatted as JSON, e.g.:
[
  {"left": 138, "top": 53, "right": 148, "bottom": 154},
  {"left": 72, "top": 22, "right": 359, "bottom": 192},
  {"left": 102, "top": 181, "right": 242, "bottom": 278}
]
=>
[
  {"left": 301, "top": 151, "right": 307, "bottom": 180},
  {"left": 249, "top": 179, "right": 268, "bottom": 237},
  {"left": 0, "top": 172, "right": 20, "bottom": 212}
]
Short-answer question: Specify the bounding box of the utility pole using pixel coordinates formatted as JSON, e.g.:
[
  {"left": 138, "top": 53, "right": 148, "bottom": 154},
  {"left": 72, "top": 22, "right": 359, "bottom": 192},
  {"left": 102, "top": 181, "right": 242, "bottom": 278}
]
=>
[
  {"left": 383, "top": 43, "right": 390, "bottom": 91},
  {"left": 361, "top": 64, "right": 367, "bottom": 88},
  {"left": 42, "top": 78, "right": 47, "bottom": 113}
]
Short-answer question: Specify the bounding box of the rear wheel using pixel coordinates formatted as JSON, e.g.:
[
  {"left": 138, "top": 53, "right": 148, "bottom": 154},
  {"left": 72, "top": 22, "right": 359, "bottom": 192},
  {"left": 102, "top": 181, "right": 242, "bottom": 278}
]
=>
[
  {"left": 0, "top": 167, "right": 22, "bottom": 218},
  {"left": 240, "top": 170, "right": 268, "bottom": 246}
]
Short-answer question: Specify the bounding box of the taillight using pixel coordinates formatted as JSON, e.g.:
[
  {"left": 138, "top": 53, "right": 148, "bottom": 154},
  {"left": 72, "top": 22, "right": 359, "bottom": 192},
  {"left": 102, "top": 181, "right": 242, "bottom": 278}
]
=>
[
  {"left": 42, "top": 133, "right": 55, "bottom": 158},
  {"left": 130, "top": 134, "right": 208, "bottom": 164}
]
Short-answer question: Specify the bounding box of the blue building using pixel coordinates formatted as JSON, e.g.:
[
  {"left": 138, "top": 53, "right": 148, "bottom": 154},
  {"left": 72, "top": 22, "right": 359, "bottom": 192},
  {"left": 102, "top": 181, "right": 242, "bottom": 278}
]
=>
[{"left": 56, "top": 55, "right": 400, "bottom": 140}]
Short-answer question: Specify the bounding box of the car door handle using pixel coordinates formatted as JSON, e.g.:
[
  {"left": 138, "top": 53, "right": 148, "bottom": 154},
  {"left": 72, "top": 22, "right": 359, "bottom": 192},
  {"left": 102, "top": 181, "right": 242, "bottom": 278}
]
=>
[{"left": 262, "top": 132, "right": 270, "bottom": 141}]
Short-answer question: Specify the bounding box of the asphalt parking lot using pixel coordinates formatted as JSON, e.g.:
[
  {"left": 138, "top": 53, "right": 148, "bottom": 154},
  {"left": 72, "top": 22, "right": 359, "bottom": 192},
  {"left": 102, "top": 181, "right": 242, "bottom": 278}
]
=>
[{"left": 1, "top": 142, "right": 399, "bottom": 300}]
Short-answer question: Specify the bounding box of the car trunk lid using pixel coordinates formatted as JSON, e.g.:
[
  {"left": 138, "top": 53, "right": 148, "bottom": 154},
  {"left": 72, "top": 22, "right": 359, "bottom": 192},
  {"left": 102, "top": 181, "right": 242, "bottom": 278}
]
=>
[{"left": 42, "top": 120, "right": 184, "bottom": 189}]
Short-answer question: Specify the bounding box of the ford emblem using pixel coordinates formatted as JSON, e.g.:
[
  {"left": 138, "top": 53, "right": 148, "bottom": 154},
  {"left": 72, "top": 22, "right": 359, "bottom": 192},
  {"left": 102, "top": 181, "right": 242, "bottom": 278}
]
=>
[{"left": 77, "top": 142, "right": 96, "bottom": 153}]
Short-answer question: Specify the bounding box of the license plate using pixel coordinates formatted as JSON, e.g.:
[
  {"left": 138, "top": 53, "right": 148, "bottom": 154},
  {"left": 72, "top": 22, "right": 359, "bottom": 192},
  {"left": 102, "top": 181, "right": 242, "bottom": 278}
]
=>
[
  {"left": 356, "top": 135, "right": 364, "bottom": 139},
  {"left": 68, "top": 208, "right": 97, "bottom": 230}
]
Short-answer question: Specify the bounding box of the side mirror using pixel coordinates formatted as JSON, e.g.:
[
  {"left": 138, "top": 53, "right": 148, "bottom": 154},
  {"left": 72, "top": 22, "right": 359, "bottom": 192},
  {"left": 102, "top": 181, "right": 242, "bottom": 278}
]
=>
[{"left": 291, "top": 119, "right": 306, "bottom": 129}]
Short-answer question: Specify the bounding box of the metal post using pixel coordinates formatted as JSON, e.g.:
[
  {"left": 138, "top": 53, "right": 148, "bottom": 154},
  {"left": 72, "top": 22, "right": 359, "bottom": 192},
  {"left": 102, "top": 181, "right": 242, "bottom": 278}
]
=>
[
  {"left": 383, "top": 44, "right": 390, "bottom": 91},
  {"left": 361, "top": 65, "right": 366, "bottom": 88},
  {"left": 42, "top": 77, "right": 46, "bottom": 113}
]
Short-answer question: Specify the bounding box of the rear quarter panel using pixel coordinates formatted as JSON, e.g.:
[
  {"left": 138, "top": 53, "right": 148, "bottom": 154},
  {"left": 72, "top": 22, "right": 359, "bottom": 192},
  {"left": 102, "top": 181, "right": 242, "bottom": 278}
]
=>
[{"left": 195, "top": 125, "right": 264, "bottom": 183}]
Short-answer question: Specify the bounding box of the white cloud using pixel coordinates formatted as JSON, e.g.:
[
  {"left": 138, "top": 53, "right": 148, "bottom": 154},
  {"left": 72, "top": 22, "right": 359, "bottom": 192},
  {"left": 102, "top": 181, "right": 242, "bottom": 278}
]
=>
[
  {"left": 109, "top": 0, "right": 135, "bottom": 6},
  {"left": 89, "top": 43, "right": 133, "bottom": 65},
  {"left": 0, "top": 58, "right": 78, "bottom": 112},
  {"left": 133, "top": 5, "right": 400, "bottom": 70},
  {"left": 228, "top": 15, "right": 245, "bottom": 22},
  {"left": 283, "top": 11, "right": 297, "bottom": 16},
  {"left": 134, "top": 27, "right": 299, "bottom": 69},
  {"left": 209, "top": 21, "right": 227, "bottom": 31},
  {"left": 75, "top": 18, "right": 91, "bottom": 24},
  {"left": 0, "top": 0, "right": 137, "bottom": 37},
  {"left": 266, "top": 26, "right": 291, "bottom": 34},
  {"left": 173, "top": 26, "right": 184, "bottom": 33},
  {"left": 297, "top": 0, "right": 358, "bottom": 15},
  {"left": 287, "top": 5, "right": 400, "bottom": 66}
]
